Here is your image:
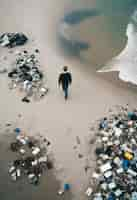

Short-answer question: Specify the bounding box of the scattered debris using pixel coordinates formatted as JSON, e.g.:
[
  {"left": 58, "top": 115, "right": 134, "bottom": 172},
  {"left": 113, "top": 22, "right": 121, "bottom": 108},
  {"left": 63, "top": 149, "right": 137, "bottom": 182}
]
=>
[
  {"left": 8, "top": 129, "right": 52, "bottom": 185},
  {"left": 22, "top": 97, "right": 30, "bottom": 103},
  {"left": 58, "top": 189, "right": 64, "bottom": 196},
  {"left": 85, "top": 187, "right": 93, "bottom": 197},
  {"left": 0, "top": 33, "right": 28, "bottom": 48},
  {"left": 8, "top": 50, "right": 48, "bottom": 102},
  {"left": 87, "top": 107, "right": 137, "bottom": 199},
  {"left": 58, "top": 183, "right": 70, "bottom": 196},
  {"left": 78, "top": 153, "right": 83, "bottom": 159}
]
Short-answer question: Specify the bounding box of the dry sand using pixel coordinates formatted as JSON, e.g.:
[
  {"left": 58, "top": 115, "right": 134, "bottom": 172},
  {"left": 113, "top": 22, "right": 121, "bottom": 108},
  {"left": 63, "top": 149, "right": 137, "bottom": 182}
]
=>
[{"left": 0, "top": 0, "right": 137, "bottom": 200}]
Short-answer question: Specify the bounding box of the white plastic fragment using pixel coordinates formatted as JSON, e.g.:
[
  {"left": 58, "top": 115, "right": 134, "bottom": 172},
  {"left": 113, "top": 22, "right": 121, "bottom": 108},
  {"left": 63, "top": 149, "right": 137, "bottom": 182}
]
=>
[
  {"left": 113, "top": 157, "right": 121, "bottom": 166},
  {"left": 108, "top": 182, "right": 116, "bottom": 189},
  {"left": 32, "top": 147, "right": 40, "bottom": 155},
  {"left": 11, "top": 172, "right": 17, "bottom": 181},
  {"left": 115, "top": 189, "right": 123, "bottom": 197},
  {"left": 92, "top": 172, "right": 100, "bottom": 179},
  {"left": 39, "top": 156, "right": 48, "bottom": 163},
  {"left": 58, "top": 190, "right": 64, "bottom": 195},
  {"left": 20, "top": 148, "right": 26, "bottom": 154},
  {"left": 16, "top": 135, "right": 27, "bottom": 145},
  {"left": 85, "top": 187, "right": 93, "bottom": 197},
  {"left": 32, "top": 160, "right": 38, "bottom": 166},
  {"left": 9, "top": 166, "right": 15, "bottom": 173},
  {"left": 101, "top": 183, "right": 107, "bottom": 190},
  {"left": 104, "top": 170, "right": 112, "bottom": 178},
  {"left": 17, "top": 169, "right": 21, "bottom": 177},
  {"left": 100, "top": 162, "right": 112, "bottom": 173},
  {"left": 101, "top": 154, "right": 109, "bottom": 161},
  {"left": 127, "top": 169, "right": 137, "bottom": 177},
  {"left": 28, "top": 174, "right": 35, "bottom": 179},
  {"left": 102, "top": 137, "right": 108, "bottom": 142},
  {"left": 116, "top": 168, "right": 124, "bottom": 174},
  {"left": 114, "top": 128, "right": 122, "bottom": 137}
]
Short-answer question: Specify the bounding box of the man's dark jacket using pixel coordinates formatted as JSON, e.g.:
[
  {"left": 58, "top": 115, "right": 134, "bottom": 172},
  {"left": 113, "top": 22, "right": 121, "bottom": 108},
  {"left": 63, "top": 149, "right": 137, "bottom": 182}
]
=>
[{"left": 58, "top": 72, "right": 72, "bottom": 89}]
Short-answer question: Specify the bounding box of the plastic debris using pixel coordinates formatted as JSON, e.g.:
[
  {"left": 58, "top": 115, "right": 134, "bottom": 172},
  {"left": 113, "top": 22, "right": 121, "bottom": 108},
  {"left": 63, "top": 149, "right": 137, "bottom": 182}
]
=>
[
  {"left": 32, "top": 147, "right": 40, "bottom": 155},
  {"left": 100, "top": 162, "right": 112, "bottom": 173},
  {"left": 58, "top": 189, "right": 64, "bottom": 195},
  {"left": 0, "top": 33, "right": 28, "bottom": 48},
  {"left": 8, "top": 50, "right": 48, "bottom": 102},
  {"left": 64, "top": 183, "right": 70, "bottom": 191},
  {"left": 87, "top": 107, "right": 137, "bottom": 199},
  {"left": 85, "top": 187, "right": 93, "bottom": 196},
  {"left": 8, "top": 130, "right": 52, "bottom": 185}
]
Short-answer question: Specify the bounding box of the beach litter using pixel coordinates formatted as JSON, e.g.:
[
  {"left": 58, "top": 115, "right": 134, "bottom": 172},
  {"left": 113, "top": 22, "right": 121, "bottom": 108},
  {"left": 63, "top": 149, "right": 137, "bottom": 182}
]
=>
[
  {"left": 0, "top": 33, "right": 28, "bottom": 48},
  {"left": 87, "top": 107, "right": 137, "bottom": 199},
  {"left": 9, "top": 129, "right": 52, "bottom": 185},
  {"left": 8, "top": 50, "right": 48, "bottom": 102},
  {"left": 58, "top": 183, "right": 71, "bottom": 196}
]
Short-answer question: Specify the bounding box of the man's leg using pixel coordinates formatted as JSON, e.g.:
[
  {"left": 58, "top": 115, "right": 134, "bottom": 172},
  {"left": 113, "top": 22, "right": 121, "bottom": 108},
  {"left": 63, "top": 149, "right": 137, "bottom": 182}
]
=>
[{"left": 63, "top": 86, "right": 68, "bottom": 100}]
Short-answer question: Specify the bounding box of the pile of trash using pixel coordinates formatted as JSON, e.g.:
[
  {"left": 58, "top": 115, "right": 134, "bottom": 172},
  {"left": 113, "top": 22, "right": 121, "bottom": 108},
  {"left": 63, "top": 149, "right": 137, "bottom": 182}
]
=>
[
  {"left": 9, "top": 128, "right": 52, "bottom": 185},
  {"left": 0, "top": 33, "right": 28, "bottom": 48},
  {"left": 86, "top": 108, "right": 137, "bottom": 200},
  {"left": 8, "top": 50, "right": 48, "bottom": 102}
]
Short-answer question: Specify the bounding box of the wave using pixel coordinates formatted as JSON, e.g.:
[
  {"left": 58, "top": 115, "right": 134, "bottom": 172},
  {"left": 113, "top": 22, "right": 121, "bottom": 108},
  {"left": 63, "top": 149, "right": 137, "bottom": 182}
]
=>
[{"left": 99, "top": 9, "right": 137, "bottom": 85}]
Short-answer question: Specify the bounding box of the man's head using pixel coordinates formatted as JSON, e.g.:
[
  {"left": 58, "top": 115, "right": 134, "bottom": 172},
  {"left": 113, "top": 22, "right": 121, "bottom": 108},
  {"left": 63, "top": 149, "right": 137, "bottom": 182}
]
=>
[{"left": 63, "top": 66, "right": 68, "bottom": 72}]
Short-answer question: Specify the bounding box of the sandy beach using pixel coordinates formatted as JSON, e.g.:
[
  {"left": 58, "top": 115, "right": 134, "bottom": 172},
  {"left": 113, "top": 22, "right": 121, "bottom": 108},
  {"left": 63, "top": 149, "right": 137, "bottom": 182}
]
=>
[{"left": 1, "top": 0, "right": 137, "bottom": 199}]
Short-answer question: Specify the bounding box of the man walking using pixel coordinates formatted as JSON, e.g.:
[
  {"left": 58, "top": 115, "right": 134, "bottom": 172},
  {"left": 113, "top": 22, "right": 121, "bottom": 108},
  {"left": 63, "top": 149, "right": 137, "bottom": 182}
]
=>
[{"left": 58, "top": 66, "right": 72, "bottom": 100}]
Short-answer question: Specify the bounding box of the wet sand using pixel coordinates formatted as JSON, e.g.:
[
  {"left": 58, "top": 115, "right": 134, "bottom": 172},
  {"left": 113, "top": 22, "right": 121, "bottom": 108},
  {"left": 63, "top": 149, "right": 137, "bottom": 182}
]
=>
[{"left": 0, "top": 0, "right": 137, "bottom": 200}]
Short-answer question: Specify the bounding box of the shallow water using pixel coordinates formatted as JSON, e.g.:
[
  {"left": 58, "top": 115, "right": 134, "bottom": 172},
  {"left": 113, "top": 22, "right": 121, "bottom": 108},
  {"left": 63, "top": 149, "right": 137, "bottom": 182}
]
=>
[
  {"left": 101, "top": 6, "right": 137, "bottom": 85},
  {"left": 58, "top": 0, "right": 137, "bottom": 69}
]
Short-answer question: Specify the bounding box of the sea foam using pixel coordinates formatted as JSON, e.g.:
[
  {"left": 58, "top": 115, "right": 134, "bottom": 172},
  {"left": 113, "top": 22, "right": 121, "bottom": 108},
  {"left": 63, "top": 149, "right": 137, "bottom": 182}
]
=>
[{"left": 99, "top": 9, "right": 137, "bottom": 85}]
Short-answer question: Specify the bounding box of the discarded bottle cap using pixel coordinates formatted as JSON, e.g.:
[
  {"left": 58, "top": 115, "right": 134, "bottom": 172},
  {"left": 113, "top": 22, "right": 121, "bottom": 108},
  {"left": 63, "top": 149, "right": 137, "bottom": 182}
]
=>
[
  {"left": 64, "top": 183, "right": 70, "bottom": 191},
  {"left": 14, "top": 128, "right": 21, "bottom": 135}
]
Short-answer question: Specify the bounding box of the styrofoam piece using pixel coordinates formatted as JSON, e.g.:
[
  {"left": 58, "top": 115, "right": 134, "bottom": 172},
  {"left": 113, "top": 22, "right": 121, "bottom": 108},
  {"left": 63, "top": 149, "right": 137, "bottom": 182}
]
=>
[
  {"left": 129, "top": 128, "right": 135, "bottom": 133},
  {"left": 113, "top": 157, "right": 121, "bottom": 166},
  {"left": 32, "top": 160, "right": 38, "bottom": 166},
  {"left": 101, "top": 183, "right": 107, "bottom": 190},
  {"left": 107, "top": 141, "right": 113, "bottom": 146},
  {"left": 16, "top": 135, "right": 27, "bottom": 145},
  {"left": 104, "top": 170, "right": 112, "bottom": 178},
  {"left": 102, "top": 137, "right": 109, "bottom": 142},
  {"left": 85, "top": 187, "right": 93, "bottom": 197},
  {"left": 127, "top": 169, "right": 137, "bottom": 176},
  {"left": 39, "top": 156, "right": 48, "bottom": 163},
  {"left": 116, "top": 168, "right": 124, "bottom": 174},
  {"left": 92, "top": 172, "right": 100, "bottom": 179},
  {"left": 9, "top": 166, "right": 15, "bottom": 173},
  {"left": 32, "top": 147, "right": 40, "bottom": 155},
  {"left": 20, "top": 148, "right": 26, "bottom": 154},
  {"left": 100, "top": 162, "right": 112, "bottom": 173},
  {"left": 114, "top": 140, "right": 120, "bottom": 145},
  {"left": 28, "top": 174, "right": 35, "bottom": 179},
  {"left": 108, "top": 182, "right": 116, "bottom": 189},
  {"left": 114, "top": 128, "right": 122, "bottom": 137},
  {"left": 58, "top": 190, "right": 64, "bottom": 195},
  {"left": 17, "top": 169, "right": 21, "bottom": 177},
  {"left": 102, "top": 154, "right": 109, "bottom": 161},
  {"left": 115, "top": 189, "right": 123, "bottom": 197},
  {"left": 11, "top": 172, "right": 17, "bottom": 181}
]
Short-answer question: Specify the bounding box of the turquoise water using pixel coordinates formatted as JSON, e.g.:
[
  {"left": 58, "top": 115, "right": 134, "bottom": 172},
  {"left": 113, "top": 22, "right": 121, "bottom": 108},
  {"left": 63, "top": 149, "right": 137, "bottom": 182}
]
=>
[{"left": 58, "top": 0, "right": 137, "bottom": 68}]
